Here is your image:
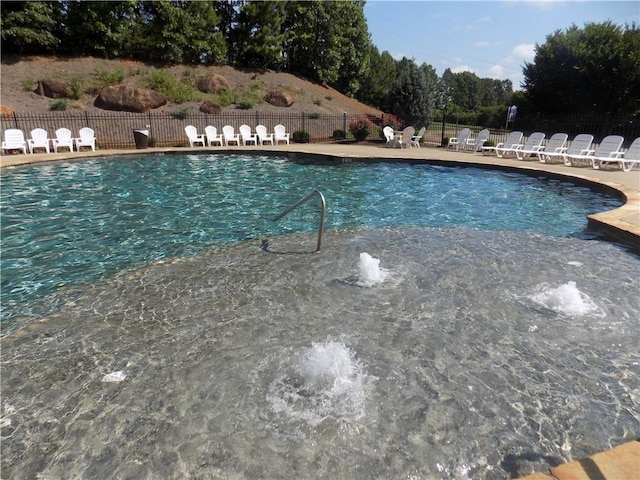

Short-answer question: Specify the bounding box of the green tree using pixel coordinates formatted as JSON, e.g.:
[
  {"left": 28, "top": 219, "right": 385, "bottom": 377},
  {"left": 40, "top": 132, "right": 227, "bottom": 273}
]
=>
[
  {"left": 523, "top": 21, "right": 640, "bottom": 116},
  {"left": 235, "top": 1, "right": 286, "bottom": 69},
  {"left": 128, "top": 1, "right": 226, "bottom": 64},
  {"left": 0, "top": 1, "right": 62, "bottom": 55},
  {"left": 62, "top": 1, "right": 138, "bottom": 58},
  {"left": 357, "top": 47, "right": 397, "bottom": 109},
  {"left": 384, "top": 57, "right": 431, "bottom": 123}
]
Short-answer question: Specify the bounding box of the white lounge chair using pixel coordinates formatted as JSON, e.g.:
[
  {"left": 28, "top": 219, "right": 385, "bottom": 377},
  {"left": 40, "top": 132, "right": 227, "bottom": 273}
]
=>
[
  {"left": 222, "top": 125, "right": 241, "bottom": 146},
  {"left": 539, "top": 134, "right": 593, "bottom": 164},
  {"left": 383, "top": 126, "right": 395, "bottom": 146},
  {"left": 75, "top": 127, "right": 96, "bottom": 151},
  {"left": 597, "top": 137, "right": 640, "bottom": 171},
  {"left": 411, "top": 127, "right": 426, "bottom": 148},
  {"left": 255, "top": 125, "right": 274, "bottom": 145},
  {"left": 185, "top": 125, "right": 205, "bottom": 148},
  {"left": 564, "top": 135, "right": 624, "bottom": 168},
  {"left": 512, "top": 132, "right": 547, "bottom": 160},
  {"left": 482, "top": 131, "right": 523, "bottom": 156},
  {"left": 533, "top": 133, "right": 569, "bottom": 163},
  {"left": 52, "top": 128, "right": 74, "bottom": 153},
  {"left": 466, "top": 128, "right": 490, "bottom": 154},
  {"left": 2, "top": 129, "right": 27, "bottom": 154},
  {"left": 239, "top": 124, "right": 258, "bottom": 146},
  {"left": 447, "top": 128, "right": 471, "bottom": 151},
  {"left": 397, "top": 126, "right": 415, "bottom": 149},
  {"left": 274, "top": 124, "right": 290, "bottom": 145},
  {"left": 204, "top": 126, "right": 223, "bottom": 146},
  {"left": 27, "top": 128, "right": 50, "bottom": 153}
]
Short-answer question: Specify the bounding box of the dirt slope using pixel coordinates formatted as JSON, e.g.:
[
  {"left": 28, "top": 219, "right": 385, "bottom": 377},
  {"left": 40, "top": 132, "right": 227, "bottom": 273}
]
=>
[{"left": 0, "top": 55, "right": 383, "bottom": 117}]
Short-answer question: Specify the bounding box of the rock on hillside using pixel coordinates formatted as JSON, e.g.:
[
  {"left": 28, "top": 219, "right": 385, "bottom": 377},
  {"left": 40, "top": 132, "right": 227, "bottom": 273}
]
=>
[{"left": 0, "top": 55, "right": 383, "bottom": 117}]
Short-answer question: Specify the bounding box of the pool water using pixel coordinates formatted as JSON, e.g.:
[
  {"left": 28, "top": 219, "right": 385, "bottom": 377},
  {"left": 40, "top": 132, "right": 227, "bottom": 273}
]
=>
[{"left": 0, "top": 153, "right": 621, "bottom": 330}]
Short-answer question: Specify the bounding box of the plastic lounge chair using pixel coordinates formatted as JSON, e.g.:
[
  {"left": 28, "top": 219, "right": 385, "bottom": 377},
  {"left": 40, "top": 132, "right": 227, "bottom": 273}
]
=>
[
  {"left": 397, "top": 126, "right": 415, "bottom": 149},
  {"left": 597, "top": 137, "right": 640, "bottom": 171},
  {"left": 447, "top": 128, "right": 471, "bottom": 151},
  {"left": 564, "top": 135, "right": 624, "bottom": 168},
  {"left": 239, "top": 124, "right": 258, "bottom": 146},
  {"left": 274, "top": 124, "right": 290, "bottom": 145},
  {"left": 466, "top": 128, "right": 490, "bottom": 154},
  {"left": 75, "top": 127, "right": 96, "bottom": 151},
  {"left": 533, "top": 133, "right": 568, "bottom": 163},
  {"left": 484, "top": 131, "right": 523, "bottom": 157},
  {"left": 52, "top": 128, "right": 74, "bottom": 153},
  {"left": 411, "top": 127, "right": 426, "bottom": 148},
  {"left": 204, "top": 126, "right": 224, "bottom": 147},
  {"left": 512, "top": 132, "right": 546, "bottom": 160},
  {"left": 222, "top": 125, "right": 241, "bottom": 146},
  {"left": 27, "top": 128, "right": 51, "bottom": 154},
  {"left": 2, "top": 129, "right": 28, "bottom": 154},
  {"left": 184, "top": 125, "right": 205, "bottom": 148},
  {"left": 383, "top": 126, "right": 395, "bottom": 146},
  {"left": 255, "top": 125, "right": 274, "bottom": 145},
  {"left": 539, "top": 134, "right": 593, "bottom": 164}
]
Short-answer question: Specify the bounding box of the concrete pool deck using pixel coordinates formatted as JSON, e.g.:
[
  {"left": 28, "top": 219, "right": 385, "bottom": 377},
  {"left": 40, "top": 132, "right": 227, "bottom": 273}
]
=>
[{"left": 2, "top": 143, "right": 639, "bottom": 478}]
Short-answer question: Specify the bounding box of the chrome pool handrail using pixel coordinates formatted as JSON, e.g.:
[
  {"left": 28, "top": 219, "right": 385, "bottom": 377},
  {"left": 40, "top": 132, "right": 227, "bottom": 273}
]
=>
[{"left": 273, "top": 190, "right": 326, "bottom": 252}]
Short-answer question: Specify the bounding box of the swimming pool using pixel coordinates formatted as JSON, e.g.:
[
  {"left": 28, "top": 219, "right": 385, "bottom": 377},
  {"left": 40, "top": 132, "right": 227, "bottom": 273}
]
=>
[{"left": 0, "top": 152, "right": 622, "bottom": 330}]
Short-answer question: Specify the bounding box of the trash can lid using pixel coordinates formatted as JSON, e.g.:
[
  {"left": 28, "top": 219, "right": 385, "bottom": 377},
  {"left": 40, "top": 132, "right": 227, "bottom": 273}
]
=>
[{"left": 133, "top": 129, "right": 149, "bottom": 135}]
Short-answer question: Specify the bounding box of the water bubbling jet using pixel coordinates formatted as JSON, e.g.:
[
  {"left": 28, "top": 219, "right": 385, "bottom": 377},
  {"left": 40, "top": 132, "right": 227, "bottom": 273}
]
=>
[
  {"left": 529, "top": 281, "right": 599, "bottom": 316},
  {"left": 356, "top": 252, "right": 387, "bottom": 287}
]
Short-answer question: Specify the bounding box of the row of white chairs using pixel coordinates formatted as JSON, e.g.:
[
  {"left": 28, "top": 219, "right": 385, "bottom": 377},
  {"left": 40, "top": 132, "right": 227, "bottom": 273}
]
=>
[
  {"left": 1, "top": 127, "right": 96, "bottom": 154},
  {"left": 186, "top": 124, "right": 290, "bottom": 148},
  {"left": 480, "top": 131, "right": 639, "bottom": 172}
]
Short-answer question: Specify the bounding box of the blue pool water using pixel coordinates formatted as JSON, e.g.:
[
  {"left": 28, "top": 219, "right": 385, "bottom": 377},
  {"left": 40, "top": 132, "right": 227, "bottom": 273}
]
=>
[{"left": 0, "top": 153, "right": 622, "bottom": 330}]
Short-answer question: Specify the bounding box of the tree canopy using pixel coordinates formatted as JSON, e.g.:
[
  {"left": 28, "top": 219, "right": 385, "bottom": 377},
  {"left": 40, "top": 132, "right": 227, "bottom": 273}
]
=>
[{"left": 522, "top": 21, "right": 640, "bottom": 116}]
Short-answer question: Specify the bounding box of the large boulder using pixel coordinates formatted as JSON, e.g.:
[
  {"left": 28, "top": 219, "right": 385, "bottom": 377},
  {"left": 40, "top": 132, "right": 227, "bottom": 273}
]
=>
[
  {"left": 35, "top": 79, "right": 72, "bottom": 99},
  {"left": 199, "top": 101, "right": 222, "bottom": 114},
  {"left": 1, "top": 105, "right": 15, "bottom": 118},
  {"left": 264, "top": 90, "right": 294, "bottom": 108},
  {"left": 94, "top": 85, "right": 167, "bottom": 113},
  {"left": 197, "top": 75, "right": 232, "bottom": 94}
]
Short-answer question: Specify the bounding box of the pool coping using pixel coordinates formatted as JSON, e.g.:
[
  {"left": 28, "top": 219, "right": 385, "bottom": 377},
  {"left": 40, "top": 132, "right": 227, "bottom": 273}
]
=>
[{"left": 3, "top": 143, "right": 639, "bottom": 251}]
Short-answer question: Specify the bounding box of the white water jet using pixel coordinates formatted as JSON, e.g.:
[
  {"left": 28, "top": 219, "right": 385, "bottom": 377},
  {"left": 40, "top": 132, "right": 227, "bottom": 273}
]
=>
[
  {"left": 529, "top": 281, "right": 599, "bottom": 316},
  {"left": 356, "top": 252, "right": 387, "bottom": 287}
]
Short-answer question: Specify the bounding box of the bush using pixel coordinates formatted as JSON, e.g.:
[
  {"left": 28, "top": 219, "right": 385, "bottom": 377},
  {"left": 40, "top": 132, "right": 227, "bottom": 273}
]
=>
[
  {"left": 307, "top": 112, "right": 320, "bottom": 119},
  {"left": 333, "top": 129, "right": 346, "bottom": 140},
  {"left": 146, "top": 69, "right": 195, "bottom": 104},
  {"left": 383, "top": 114, "right": 402, "bottom": 131},
  {"left": 235, "top": 101, "right": 253, "bottom": 110},
  {"left": 292, "top": 130, "right": 310, "bottom": 143},
  {"left": 49, "top": 99, "right": 68, "bottom": 111},
  {"left": 148, "top": 137, "right": 158, "bottom": 147},
  {"left": 349, "top": 117, "right": 374, "bottom": 142},
  {"left": 170, "top": 107, "right": 190, "bottom": 119}
]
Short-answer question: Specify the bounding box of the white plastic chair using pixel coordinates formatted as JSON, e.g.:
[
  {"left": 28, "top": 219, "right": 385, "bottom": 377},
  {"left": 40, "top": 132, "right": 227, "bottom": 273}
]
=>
[
  {"left": 204, "top": 126, "right": 223, "bottom": 147},
  {"left": 222, "top": 125, "right": 241, "bottom": 146},
  {"left": 255, "top": 125, "right": 274, "bottom": 145},
  {"left": 532, "top": 133, "right": 568, "bottom": 163},
  {"left": 383, "top": 126, "right": 395, "bottom": 146},
  {"left": 274, "top": 124, "right": 290, "bottom": 145},
  {"left": 27, "top": 128, "right": 50, "bottom": 154},
  {"left": 565, "top": 135, "right": 624, "bottom": 168},
  {"left": 2, "top": 129, "right": 27, "bottom": 154},
  {"left": 447, "top": 128, "right": 471, "bottom": 150},
  {"left": 597, "top": 136, "right": 639, "bottom": 171},
  {"left": 239, "top": 125, "right": 258, "bottom": 146},
  {"left": 485, "top": 131, "right": 523, "bottom": 157},
  {"left": 397, "top": 126, "right": 415, "bottom": 149},
  {"left": 184, "top": 125, "right": 205, "bottom": 148},
  {"left": 539, "top": 134, "right": 593, "bottom": 164},
  {"left": 465, "top": 129, "right": 490, "bottom": 153},
  {"left": 52, "top": 128, "right": 74, "bottom": 153},
  {"left": 75, "top": 127, "right": 96, "bottom": 151},
  {"left": 511, "top": 132, "right": 546, "bottom": 160},
  {"left": 410, "top": 127, "right": 426, "bottom": 148}
]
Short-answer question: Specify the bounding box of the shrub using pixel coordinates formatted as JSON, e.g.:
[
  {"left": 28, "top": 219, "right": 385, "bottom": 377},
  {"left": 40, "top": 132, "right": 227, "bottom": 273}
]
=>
[
  {"left": 49, "top": 99, "right": 68, "bottom": 111},
  {"left": 148, "top": 137, "right": 158, "bottom": 148},
  {"left": 236, "top": 101, "right": 253, "bottom": 110},
  {"left": 94, "top": 67, "right": 126, "bottom": 89},
  {"left": 68, "top": 74, "right": 86, "bottom": 100},
  {"left": 333, "top": 129, "right": 346, "bottom": 140},
  {"left": 349, "top": 117, "right": 373, "bottom": 142},
  {"left": 292, "top": 130, "right": 310, "bottom": 143},
  {"left": 146, "top": 69, "right": 195, "bottom": 104},
  {"left": 383, "top": 114, "right": 402, "bottom": 131},
  {"left": 312, "top": 97, "right": 322, "bottom": 106},
  {"left": 308, "top": 112, "right": 320, "bottom": 119},
  {"left": 170, "top": 107, "right": 190, "bottom": 119}
]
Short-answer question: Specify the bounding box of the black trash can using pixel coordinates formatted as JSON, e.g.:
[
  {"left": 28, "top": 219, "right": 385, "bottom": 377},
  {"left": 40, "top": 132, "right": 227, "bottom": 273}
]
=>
[{"left": 133, "top": 129, "right": 149, "bottom": 149}]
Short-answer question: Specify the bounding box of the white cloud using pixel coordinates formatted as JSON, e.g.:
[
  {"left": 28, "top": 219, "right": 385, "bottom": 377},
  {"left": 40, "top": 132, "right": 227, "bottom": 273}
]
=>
[
  {"left": 452, "top": 65, "right": 476, "bottom": 74},
  {"left": 488, "top": 64, "right": 505, "bottom": 78},
  {"left": 512, "top": 43, "right": 536, "bottom": 63},
  {"left": 474, "top": 41, "right": 500, "bottom": 48}
]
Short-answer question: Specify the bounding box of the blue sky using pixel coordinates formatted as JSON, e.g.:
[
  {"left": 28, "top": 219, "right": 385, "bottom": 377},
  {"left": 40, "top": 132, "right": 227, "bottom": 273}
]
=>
[{"left": 364, "top": 1, "right": 639, "bottom": 90}]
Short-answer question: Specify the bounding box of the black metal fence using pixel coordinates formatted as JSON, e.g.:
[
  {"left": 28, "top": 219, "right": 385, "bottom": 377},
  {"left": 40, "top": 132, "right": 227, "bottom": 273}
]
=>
[{"left": 2, "top": 111, "right": 638, "bottom": 150}]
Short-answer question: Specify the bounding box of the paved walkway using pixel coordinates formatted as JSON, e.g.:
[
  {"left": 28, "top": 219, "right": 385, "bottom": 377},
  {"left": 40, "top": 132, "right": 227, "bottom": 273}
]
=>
[
  {"left": 2, "top": 143, "right": 639, "bottom": 478},
  {"left": 2, "top": 143, "right": 639, "bottom": 248}
]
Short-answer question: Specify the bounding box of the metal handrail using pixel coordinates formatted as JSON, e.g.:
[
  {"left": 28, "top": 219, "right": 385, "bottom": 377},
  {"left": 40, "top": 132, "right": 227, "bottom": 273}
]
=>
[{"left": 273, "top": 190, "right": 326, "bottom": 252}]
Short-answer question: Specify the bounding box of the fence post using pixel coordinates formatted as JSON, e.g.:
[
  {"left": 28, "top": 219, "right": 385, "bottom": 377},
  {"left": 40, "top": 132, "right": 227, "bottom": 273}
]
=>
[
  {"left": 343, "top": 112, "right": 347, "bottom": 134},
  {"left": 13, "top": 112, "right": 18, "bottom": 129}
]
